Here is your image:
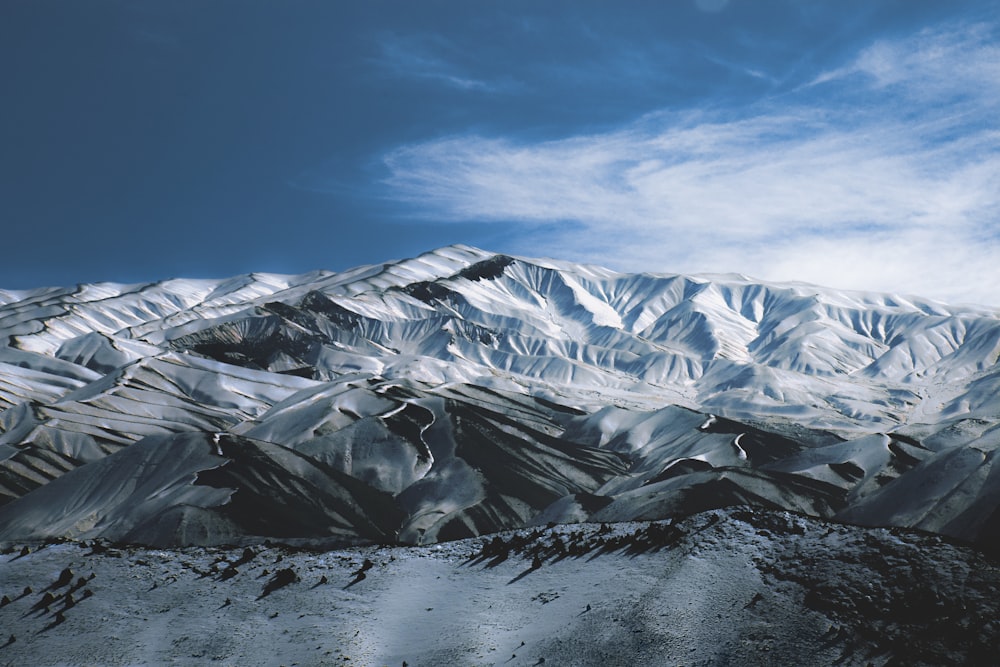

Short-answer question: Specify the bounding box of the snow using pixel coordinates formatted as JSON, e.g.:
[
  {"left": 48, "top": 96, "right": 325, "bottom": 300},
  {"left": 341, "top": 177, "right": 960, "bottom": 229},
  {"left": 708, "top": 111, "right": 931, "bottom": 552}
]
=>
[
  {"left": 1, "top": 245, "right": 1000, "bottom": 552},
  {"left": 733, "top": 433, "right": 748, "bottom": 460},
  {"left": 561, "top": 274, "right": 624, "bottom": 329},
  {"left": 1, "top": 508, "right": 997, "bottom": 666}
]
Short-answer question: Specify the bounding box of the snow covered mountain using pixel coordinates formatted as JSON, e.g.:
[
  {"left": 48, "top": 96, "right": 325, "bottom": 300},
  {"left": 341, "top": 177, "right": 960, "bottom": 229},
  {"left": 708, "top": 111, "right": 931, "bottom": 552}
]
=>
[{"left": 1, "top": 245, "right": 998, "bottom": 550}]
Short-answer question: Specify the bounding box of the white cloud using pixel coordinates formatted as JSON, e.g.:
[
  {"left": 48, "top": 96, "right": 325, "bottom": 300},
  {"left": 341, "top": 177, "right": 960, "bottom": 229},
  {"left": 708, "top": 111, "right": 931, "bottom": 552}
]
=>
[
  {"left": 381, "top": 22, "right": 1000, "bottom": 306},
  {"left": 812, "top": 23, "right": 1000, "bottom": 96}
]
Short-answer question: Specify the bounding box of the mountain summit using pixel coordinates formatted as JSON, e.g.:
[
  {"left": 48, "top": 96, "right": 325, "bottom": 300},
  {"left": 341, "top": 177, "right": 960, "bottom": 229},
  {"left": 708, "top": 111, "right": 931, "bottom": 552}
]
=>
[{"left": 1, "top": 246, "right": 998, "bottom": 549}]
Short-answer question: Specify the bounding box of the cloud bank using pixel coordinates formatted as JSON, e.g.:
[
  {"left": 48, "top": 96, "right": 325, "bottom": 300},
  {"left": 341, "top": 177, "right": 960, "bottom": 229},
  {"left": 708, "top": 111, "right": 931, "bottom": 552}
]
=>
[{"left": 382, "top": 22, "right": 1000, "bottom": 306}]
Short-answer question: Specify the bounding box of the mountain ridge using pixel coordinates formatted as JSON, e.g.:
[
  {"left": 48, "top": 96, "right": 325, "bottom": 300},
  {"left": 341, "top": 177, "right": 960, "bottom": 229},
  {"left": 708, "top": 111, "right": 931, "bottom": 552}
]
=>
[{"left": 1, "top": 246, "right": 998, "bottom": 550}]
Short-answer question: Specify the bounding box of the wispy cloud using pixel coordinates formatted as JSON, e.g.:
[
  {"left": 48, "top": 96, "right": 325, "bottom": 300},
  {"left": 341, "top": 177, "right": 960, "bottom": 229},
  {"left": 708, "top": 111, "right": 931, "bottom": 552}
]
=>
[
  {"left": 810, "top": 22, "right": 1000, "bottom": 96},
  {"left": 381, "top": 21, "right": 1000, "bottom": 305},
  {"left": 372, "top": 32, "right": 516, "bottom": 93},
  {"left": 704, "top": 53, "right": 776, "bottom": 84}
]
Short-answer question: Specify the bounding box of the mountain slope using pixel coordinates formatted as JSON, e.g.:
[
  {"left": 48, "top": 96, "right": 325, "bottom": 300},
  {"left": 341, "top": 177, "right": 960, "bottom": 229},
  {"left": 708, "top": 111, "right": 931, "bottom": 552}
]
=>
[
  {"left": 4, "top": 508, "right": 998, "bottom": 667},
  {"left": 1, "top": 246, "right": 998, "bottom": 549}
]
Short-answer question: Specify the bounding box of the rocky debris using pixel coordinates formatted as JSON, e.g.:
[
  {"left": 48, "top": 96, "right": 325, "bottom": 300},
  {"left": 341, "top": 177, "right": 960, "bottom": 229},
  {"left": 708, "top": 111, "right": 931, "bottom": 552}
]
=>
[
  {"left": 48, "top": 568, "right": 73, "bottom": 591},
  {"left": 0, "top": 508, "right": 997, "bottom": 665},
  {"left": 260, "top": 567, "right": 299, "bottom": 598}
]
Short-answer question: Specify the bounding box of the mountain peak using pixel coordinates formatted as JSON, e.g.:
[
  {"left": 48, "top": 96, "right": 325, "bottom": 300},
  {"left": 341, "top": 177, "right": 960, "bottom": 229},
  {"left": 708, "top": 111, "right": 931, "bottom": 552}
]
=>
[{"left": 1, "top": 247, "right": 999, "bottom": 550}]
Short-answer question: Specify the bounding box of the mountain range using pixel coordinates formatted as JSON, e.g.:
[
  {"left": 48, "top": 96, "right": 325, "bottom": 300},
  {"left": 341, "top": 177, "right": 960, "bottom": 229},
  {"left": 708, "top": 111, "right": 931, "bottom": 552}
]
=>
[{"left": 1, "top": 245, "right": 998, "bottom": 551}]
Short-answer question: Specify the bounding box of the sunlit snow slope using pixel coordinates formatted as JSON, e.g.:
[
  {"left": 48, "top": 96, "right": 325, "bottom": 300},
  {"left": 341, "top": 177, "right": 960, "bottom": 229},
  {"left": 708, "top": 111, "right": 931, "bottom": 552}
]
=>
[{"left": 1, "top": 245, "right": 998, "bottom": 549}]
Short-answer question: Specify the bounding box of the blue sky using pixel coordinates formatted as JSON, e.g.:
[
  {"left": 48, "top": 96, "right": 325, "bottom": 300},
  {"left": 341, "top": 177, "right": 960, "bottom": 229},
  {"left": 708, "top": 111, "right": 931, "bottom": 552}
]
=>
[{"left": 2, "top": 1, "right": 998, "bottom": 305}]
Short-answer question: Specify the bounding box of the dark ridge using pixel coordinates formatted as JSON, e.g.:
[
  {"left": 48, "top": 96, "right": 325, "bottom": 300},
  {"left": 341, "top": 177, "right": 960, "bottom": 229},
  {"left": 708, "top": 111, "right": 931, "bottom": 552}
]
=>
[
  {"left": 741, "top": 417, "right": 847, "bottom": 449},
  {"left": 194, "top": 436, "right": 403, "bottom": 543},
  {"left": 574, "top": 492, "right": 614, "bottom": 514},
  {"left": 448, "top": 401, "right": 629, "bottom": 509},
  {"left": 433, "top": 499, "right": 531, "bottom": 543},
  {"left": 296, "top": 291, "right": 366, "bottom": 329},
  {"left": 763, "top": 469, "right": 850, "bottom": 513},
  {"left": 888, "top": 440, "right": 925, "bottom": 469},
  {"left": 643, "top": 458, "right": 715, "bottom": 486},
  {"left": 439, "top": 384, "right": 563, "bottom": 430},
  {"left": 456, "top": 255, "right": 516, "bottom": 282},
  {"left": 0, "top": 447, "right": 81, "bottom": 506},
  {"left": 259, "top": 301, "right": 321, "bottom": 332},
  {"left": 277, "top": 367, "right": 314, "bottom": 379},
  {"left": 450, "top": 319, "right": 503, "bottom": 346},
  {"left": 628, "top": 468, "right": 849, "bottom": 521},
  {"left": 398, "top": 280, "right": 461, "bottom": 304},
  {"left": 889, "top": 432, "right": 925, "bottom": 449},
  {"left": 829, "top": 461, "right": 865, "bottom": 482},
  {"left": 170, "top": 315, "right": 317, "bottom": 371},
  {"left": 382, "top": 403, "right": 435, "bottom": 459},
  {"left": 700, "top": 416, "right": 805, "bottom": 464},
  {"left": 532, "top": 396, "right": 588, "bottom": 416}
]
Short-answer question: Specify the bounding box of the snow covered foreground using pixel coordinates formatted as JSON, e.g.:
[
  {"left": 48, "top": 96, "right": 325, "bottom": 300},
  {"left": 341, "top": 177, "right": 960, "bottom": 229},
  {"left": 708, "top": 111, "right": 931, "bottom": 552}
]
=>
[
  {"left": 2, "top": 508, "right": 997, "bottom": 667},
  {"left": 1, "top": 245, "right": 1000, "bottom": 551}
]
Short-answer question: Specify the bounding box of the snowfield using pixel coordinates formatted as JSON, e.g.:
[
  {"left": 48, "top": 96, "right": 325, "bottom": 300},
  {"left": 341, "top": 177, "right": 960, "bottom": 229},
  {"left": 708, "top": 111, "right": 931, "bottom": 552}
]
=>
[
  {"left": 2, "top": 508, "right": 997, "bottom": 667},
  {"left": 1, "top": 246, "right": 999, "bottom": 663}
]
